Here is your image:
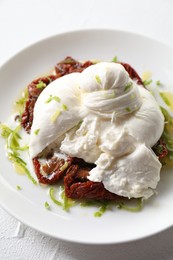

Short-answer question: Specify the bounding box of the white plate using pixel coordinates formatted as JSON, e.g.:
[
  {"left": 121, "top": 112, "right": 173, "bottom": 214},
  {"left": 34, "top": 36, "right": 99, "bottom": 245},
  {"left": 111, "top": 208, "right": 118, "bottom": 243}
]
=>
[{"left": 0, "top": 29, "right": 173, "bottom": 245}]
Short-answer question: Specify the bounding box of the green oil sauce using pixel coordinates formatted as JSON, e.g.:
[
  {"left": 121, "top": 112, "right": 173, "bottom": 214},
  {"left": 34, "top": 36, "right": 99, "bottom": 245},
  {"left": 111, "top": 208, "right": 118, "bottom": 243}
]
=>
[{"left": 13, "top": 162, "right": 25, "bottom": 175}]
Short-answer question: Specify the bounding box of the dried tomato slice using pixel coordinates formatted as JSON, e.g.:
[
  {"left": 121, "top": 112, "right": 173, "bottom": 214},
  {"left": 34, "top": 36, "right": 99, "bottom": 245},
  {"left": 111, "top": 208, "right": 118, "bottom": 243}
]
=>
[
  {"left": 55, "top": 56, "right": 93, "bottom": 77},
  {"left": 64, "top": 161, "right": 122, "bottom": 201},
  {"left": 32, "top": 156, "right": 73, "bottom": 185},
  {"left": 21, "top": 75, "right": 57, "bottom": 133},
  {"left": 121, "top": 62, "right": 144, "bottom": 86}
]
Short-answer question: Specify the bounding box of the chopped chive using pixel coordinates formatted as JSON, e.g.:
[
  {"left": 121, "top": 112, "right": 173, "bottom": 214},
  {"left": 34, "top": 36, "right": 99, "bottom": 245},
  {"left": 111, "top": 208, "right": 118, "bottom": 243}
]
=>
[
  {"left": 8, "top": 153, "right": 26, "bottom": 165},
  {"left": 45, "top": 95, "right": 53, "bottom": 103},
  {"left": 61, "top": 190, "right": 75, "bottom": 211},
  {"left": 15, "top": 89, "right": 28, "bottom": 108},
  {"left": 16, "top": 185, "right": 21, "bottom": 190},
  {"left": 143, "top": 79, "right": 152, "bottom": 86},
  {"left": 34, "top": 129, "right": 40, "bottom": 135},
  {"left": 51, "top": 109, "right": 61, "bottom": 122},
  {"left": 0, "top": 124, "right": 30, "bottom": 155},
  {"left": 103, "top": 91, "right": 116, "bottom": 99},
  {"left": 45, "top": 95, "right": 61, "bottom": 103},
  {"left": 49, "top": 186, "right": 75, "bottom": 211},
  {"left": 80, "top": 200, "right": 109, "bottom": 217},
  {"left": 95, "top": 75, "right": 101, "bottom": 85},
  {"left": 160, "top": 106, "right": 173, "bottom": 124},
  {"left": 156, "top": 80, "right": 161, "bottom": 86},
  {"left": 124, "top": 82, "right": 133, "bottom": 92},
  {"left": 51, "top": 96, "right": 61, "bottom": 102},
  {"left": 60, "top": 162, "right": 69, "bottom": 171},
  {"left": 15, "top": 145, "right": 29, "bottom": 151},
  {"left": 36, "top": 81, "right": 46, "bottom": 89},
  {"left": 94, "top": 204, "right": 108, "bottom": 217},
  {"left": 0, "top": 124, "right": 12, "bottom": 139},
  {"left": 44, "top": 201, "right": 50, "bottom": 210},
  {"left": 16, "top": 97, "right": 27, "bottom": 106},
  {"left": 62, "top": 104, "right": 68, "bottom": 111},
  {"left": 49, "top": 187, "right": 62, "bottom": 206},
  {"left": 117, "top": 199, "right": 143, "bottom": 212},
  {"left": 111, "top": 56, "right": 118, "bottom": 62},
  {"left": 78, "top": 120, "right": 83, "bottom": 125},
  {"left": 125, "top": 107, "right": 131, "bottom": 112},
  {"left": 0, "top": 124, "right": 21, "bottom": 141}
]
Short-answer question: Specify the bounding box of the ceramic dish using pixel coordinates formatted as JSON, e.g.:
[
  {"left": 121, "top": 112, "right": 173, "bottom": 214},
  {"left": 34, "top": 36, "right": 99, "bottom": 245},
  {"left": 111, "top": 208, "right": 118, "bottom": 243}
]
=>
[{"left": 0, "top": 29, "right": 173, "bottom": 244}]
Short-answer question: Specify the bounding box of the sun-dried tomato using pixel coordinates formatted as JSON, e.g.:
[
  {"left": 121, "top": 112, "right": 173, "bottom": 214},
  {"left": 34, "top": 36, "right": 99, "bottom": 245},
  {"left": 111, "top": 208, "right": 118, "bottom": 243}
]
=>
[
  {"left": 55, "top": 56, "right": 93, "bottom": 77},
  {"left": 64, "top": 163, "right": 122, "bottom": 201},
  {"left": 32, "top": 156, "right": 73, "bottom": 185},
  {"left": 121, "top": 62, "right": 144, "bottom": 86},
  {"left": 21, "top": 75, "right": 57, "bottom": 133}
]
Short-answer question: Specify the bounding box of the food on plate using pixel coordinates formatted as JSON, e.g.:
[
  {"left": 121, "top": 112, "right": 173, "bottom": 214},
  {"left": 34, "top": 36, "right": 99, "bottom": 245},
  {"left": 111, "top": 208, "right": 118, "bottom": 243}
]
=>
[{"left": 1, "top": 56, "right": 172, "bottom": 214}]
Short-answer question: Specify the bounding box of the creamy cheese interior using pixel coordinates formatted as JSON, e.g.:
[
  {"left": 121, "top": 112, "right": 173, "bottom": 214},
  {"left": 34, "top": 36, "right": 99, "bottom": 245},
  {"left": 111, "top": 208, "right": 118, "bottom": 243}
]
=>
[{"left": 29, "top": 62, "right": 164, "bottom": 199}]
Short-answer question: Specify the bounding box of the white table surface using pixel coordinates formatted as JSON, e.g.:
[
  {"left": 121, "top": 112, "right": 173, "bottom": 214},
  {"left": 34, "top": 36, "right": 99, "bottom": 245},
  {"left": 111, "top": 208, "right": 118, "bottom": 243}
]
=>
[{"left": 1, "top": 0, "right": 173, "bottom": 259}]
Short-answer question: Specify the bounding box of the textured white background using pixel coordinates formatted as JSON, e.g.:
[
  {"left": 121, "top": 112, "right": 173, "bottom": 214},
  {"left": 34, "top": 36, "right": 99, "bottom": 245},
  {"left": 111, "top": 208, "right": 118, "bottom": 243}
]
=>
[{"left": 1, "top": 0, "right": 173, "bottom": 259}]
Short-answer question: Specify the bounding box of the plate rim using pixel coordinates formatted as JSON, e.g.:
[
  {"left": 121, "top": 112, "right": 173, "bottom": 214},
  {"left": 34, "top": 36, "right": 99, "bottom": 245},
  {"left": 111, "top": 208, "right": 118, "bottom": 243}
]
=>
[{"left": 1, "top": 28, "right": 173, "bottom": 70}]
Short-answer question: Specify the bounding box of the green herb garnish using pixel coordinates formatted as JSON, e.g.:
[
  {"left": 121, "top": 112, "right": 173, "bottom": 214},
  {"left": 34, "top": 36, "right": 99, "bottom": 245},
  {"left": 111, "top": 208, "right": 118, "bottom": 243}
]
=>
[
  {"left": 15, "top": 145, "right": 29, "bottom": 151},
  {"left": 51, "top": 109, "right": 61, "bottom": 122},
  {"left": 111, "top": 56, "right": 118, "bottom": 63},
  {"left": 117, "top": 198, "right": 143, "bottom": 212},
  {"left": 95, "top": 75, "right": 101, "bottom": 85},
  {"left": 15, "top": 89, "right": 28, "bottom": 112},
  {"left": 125, "top": 107, "right": 131, "bottom": 112},
  {"left": 124, "top": 82, "right": 133, "bottom": 92},
  {"left": 80, "top": 200, "right": 109, "bottom": 217},
  {"left": 44, "top": 201, "right": 50, "bottom": 210},
  {"left": 61, "top": 190, "right": 75, "bottom": 211},
  {"left": 36, "top": 81, "right": 46, "bottom": 89},
  {"left": 45, "top": 95, "right": 61, "bottom": 103},
  {"left": 49, "top": 187, "right": 63, "bottom": 206},
  {"left": 103, "top": 91, "right": 116, "bottom": 99},
  {"left": 34, "top": 129, "right": 40, "bottom": 135},
  {"left": 16, "top": 96, "right": 27, "bottom": 106},
  {"left": 0, "top": 124, "right": 28, "bottom": 153},
  {"left": 160, "top": 106, "right": 173, "bottom": 124},
  {"left": 156, "top": 80, "right": 161, "bottom": 86},
  {"left": 94, "top": 203, "right": 109, "bottom": 217},
  {"left": 49, "top": 187, "right": 75, "bottom": 211},
  {"left": 0, "top": 123, "right": 14, "bottom": 139},
  {"left": 62, "top": 104, "right": 68, "bottom": 111},
  {"left": 143, "top": 79, "right": 152, "bottom": 86},
  {"left": 16, "top": 185, "right": 21, "bottom": 190},
  {"left": 48, "top": 100, "right": 67, "bottom": 122},
  {"left": 60, "top": 162, "right": 69, "bottom": 171},
  {"left": 0, "top": 124, "right": 23, "bottom": 155}
]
